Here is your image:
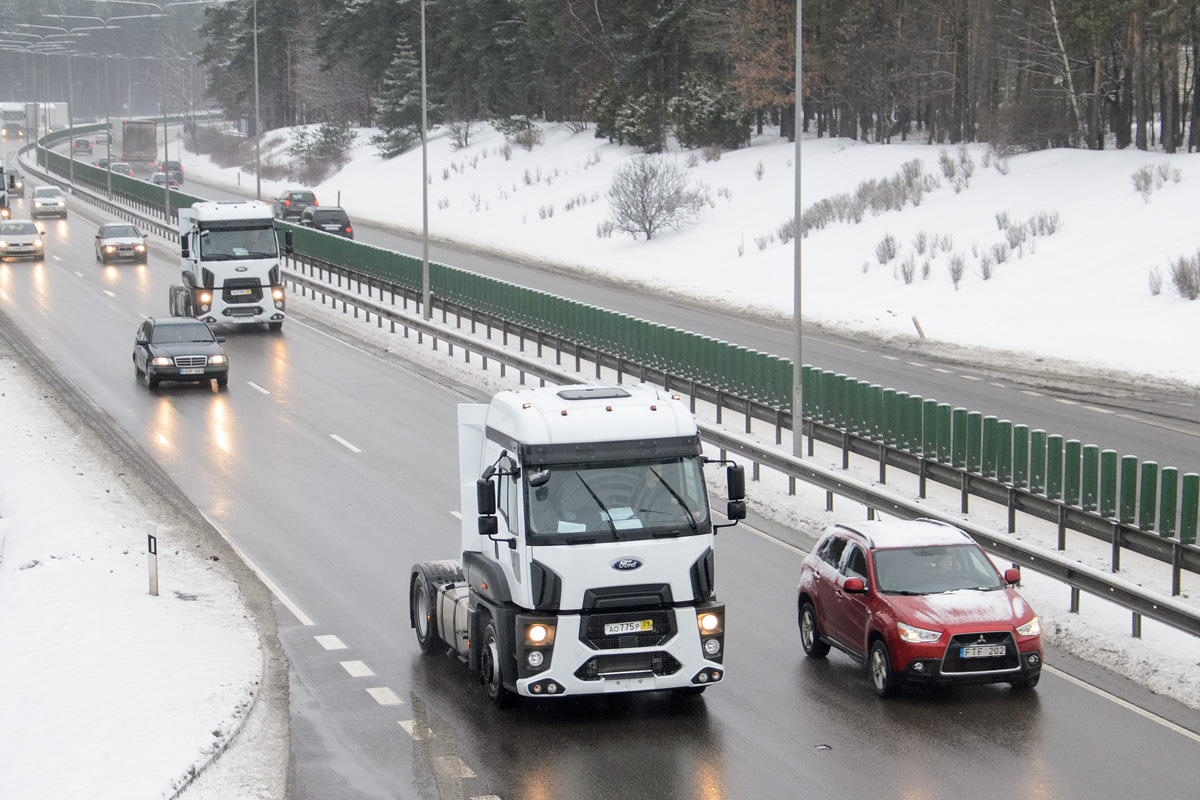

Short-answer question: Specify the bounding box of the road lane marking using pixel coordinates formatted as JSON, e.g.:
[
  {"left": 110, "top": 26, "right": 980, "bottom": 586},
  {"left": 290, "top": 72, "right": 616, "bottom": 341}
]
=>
[
  {"left": 881, "top": 355, "right": 898, "bottom": 361},
  {"left": 398, "top": 720, "right": 432, "bottom": 740},
  {"left": 1022, "top": 390, "right": 1044, "bottom": 397},
  {"left": 103, "top": 290, "right": 115, "bottom": 298},
  {"left": 341, "top": 660, "right": 374, "bottom": 677},
  {"left": 961, "top": 375, "right": 982, "bottom": 381},
  {"left": 437, "top": 756, "right": 476, "bottom": 778},
  {"left": 1116, "top": 413, "right": 1200, "bottom": 439},
  {"left": 367, "top": 687, "right": 404, "bottom": 705},
  {"left": 1054, "top": 398, "right": 1079, "bottom": 405},
  {"left": 315, "top": 635, "right": 347, "bottom": 650},
  {"left": 906, "top": 362, "right": 926, "bottom": 368},
  {"left": 450, "top": 511, "right": 462, "bottom": 520},
  {"left": 198, "top": 511, "right": 315, "bottom": 625},
  {"left": 1044, "top": 665, "right": 1200, "bottom": 743},
  {"left": 737, "top": 519, "right": 808, "bottom": 557},
  {"left": 330, "top": 434, "right": 361, "bottom": 453},
  {"left": 246, "top": 381, "right": 270, "bottom": 394},
  {"left": 990, "top": 382, "right": 1006, "bottom": 388},
  {"left": 931, "top": 368, "right": 953, "bottom": 374},
  {"left": 74, "top": 271, "right": 83, "bottom": 277},
  {"left": 1084, "top": 406, "right": 1114, "bottom": 414}
]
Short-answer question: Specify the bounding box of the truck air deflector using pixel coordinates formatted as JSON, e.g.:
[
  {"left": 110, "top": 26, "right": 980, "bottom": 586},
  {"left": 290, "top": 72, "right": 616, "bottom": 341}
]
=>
[{"left": 520, "top": 435, "right": 702, "bottom": 466}]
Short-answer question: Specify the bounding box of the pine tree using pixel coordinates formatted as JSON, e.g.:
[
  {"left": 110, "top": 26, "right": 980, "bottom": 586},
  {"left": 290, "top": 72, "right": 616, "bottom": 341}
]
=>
[{"left": 371, "top": 32, "right": 424, "bottom": 158}]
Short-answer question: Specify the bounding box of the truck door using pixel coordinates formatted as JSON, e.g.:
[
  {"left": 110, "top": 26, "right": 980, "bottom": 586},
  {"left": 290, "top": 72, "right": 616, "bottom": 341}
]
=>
[{"left": 492, "top": 457, "right": 529, "bottom": 604}]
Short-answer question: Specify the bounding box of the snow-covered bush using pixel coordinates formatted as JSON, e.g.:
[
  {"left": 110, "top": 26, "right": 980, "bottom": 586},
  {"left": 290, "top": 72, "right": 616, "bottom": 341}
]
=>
[
  {"left": 875, "top": 233, "right": 899, "bottom": 265},
  {"left": 606, "top": 155, "right": 705, "bottom": 240},
  {"left": 669, "top": 73, "right": 750, "bottom": 150},
  {"left": 1169, "top": 252, "right": 1200, "bottom": 300}
]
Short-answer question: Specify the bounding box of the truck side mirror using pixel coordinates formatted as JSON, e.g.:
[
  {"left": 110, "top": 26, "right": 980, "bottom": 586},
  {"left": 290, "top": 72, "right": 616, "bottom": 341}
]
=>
[
  {"left": 478, "top": 515, "right": 498, "bottom": 537},
  {"left": 284, "top": 230, "right": 294, "bottom": 255},
  {"left": 181, "top": 239, "right": 189, "bottom": 258},
  {"left": 726, "top": 499, "right": 746, "bottom": 522},
  {"left": 476, "top": 477, "right": 496, "bottom": 515},
  {"left": 727, "top": 464, "right": 745, "bottom": 501}
]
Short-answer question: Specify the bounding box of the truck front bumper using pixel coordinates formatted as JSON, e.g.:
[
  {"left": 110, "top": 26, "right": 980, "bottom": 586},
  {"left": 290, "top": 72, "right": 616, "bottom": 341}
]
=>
[{"left": 513, "top": 603, "right": 725, "bottom": 698}]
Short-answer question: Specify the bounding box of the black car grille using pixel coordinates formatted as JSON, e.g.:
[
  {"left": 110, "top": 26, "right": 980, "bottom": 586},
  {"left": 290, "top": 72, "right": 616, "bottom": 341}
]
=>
[
  {"left": 223, "top": 278, "right": 263, "bottom": 304},
  {"left": 174, "top": 356, "right": 208, "bottom": 368},
  {"left": 941, "top": 631, "right": 1020, "bottom": 674},
  {"left": 580, "top": 609, "right": 676, "bottom": 650},
  {"left": 574, "top": 651, "right": 683, "bottom": 681}
]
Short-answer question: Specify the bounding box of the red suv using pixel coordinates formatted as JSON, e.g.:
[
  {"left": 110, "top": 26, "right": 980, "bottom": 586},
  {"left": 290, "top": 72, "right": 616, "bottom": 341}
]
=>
[{"left": 797, "top": 518, "right": 1042, "bottom": 697}]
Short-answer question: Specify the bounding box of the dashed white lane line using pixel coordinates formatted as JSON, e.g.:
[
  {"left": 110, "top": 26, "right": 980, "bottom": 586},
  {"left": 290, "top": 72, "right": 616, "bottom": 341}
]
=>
[
  {"left": 1054, "top": 398, "right": 1080, "bottom": 405},
  {"left": 906, "top": 361, "right": 926, "bottom": 368},
  {"left": 398, "top": 720, "right": 432, "bottom": 740},
  {"left": 1044, "top": 665, "right": 1200, "bottom": 744},
  {"left": 367, "top": 687, "right": 404, "bottom": 706},
  {"left": 1022, "top": 390, "right": 1044, "bottom": 397},
  {"left": 341, "top": 660, "right": 374, "bottom": 677},
  {"left": 330, "top": 434, "right": 361, "bottom": 453},
  {"left": 315, "top": 634, "right": 347, "bottom": 650},
  {"left": 246, "top": 381, "right": 271, "bottom": 394},
  {"left": 436, "top": 756, "right": 476, "bottom": 778},
  {"left": 961, "top": 375, "right": 982, "bottom": 381},
  {"left": 881, "top": 355, "right": 899, "bottom": 360},
  {"left": 103, "top": 290, "right": 114, "bottom": 298},
  {"left": 50, "top": 254, "right": 62, "bottom": 261},
  {"left": 74, "top": 270, "right": 84, "bottom": 277},
  {"left": 931, "top": 367, "right": 953, "bottom": 374},
  {"left": 1084, "top": 406, "right": 1114, "bottom": 414},
  {"left": 989, "top": 382, "right": 1005, "bottom": 388}
]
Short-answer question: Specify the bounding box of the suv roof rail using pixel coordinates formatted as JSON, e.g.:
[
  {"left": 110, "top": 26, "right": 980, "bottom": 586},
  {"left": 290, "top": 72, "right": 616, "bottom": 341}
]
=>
[{"left": 830, "top": 522, "right": 874, "bottom": 549}]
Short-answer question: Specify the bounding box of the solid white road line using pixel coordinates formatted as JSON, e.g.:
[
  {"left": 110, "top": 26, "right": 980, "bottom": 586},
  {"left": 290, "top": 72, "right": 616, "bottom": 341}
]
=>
[{"left": 1044, "top": 664, "right": 1200, "bottom": 744}]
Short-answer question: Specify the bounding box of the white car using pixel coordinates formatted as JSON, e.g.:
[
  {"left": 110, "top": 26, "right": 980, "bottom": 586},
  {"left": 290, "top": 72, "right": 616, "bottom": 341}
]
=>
[
  {"left": 30, "top": 185, "right": 68, "bottom": 219},
  {"left": 0, "top": 219, "right": 46, "bottom": 260},
  {"left": 95, "top": 222, "right": 147, "bottom": 263}
]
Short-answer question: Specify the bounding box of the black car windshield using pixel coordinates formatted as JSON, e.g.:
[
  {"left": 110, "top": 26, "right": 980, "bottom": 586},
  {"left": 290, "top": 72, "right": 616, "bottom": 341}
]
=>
[
  {"left": 873, "top": 544, "right": 1005, "bottom": 595},
  {"left": 525, "top": 456, "right": 709, "bottom": 544},
  {"left": 103, "top": 226, "right": 140, "bottom": 238},
  {"left": 199, "top": 226, "right": 278, "bottom": 260},
  {"left": 1, "top": 222, "right": 37, "bottom": 235},
  {"left": 152, "top": 322, "right": 214, "bottom": 343}
]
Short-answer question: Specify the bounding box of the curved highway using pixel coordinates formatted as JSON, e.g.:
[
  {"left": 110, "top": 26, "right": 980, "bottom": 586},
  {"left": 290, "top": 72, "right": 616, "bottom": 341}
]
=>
[{"left": 3, "top": 142, "right": 1199, "bottom": 799}]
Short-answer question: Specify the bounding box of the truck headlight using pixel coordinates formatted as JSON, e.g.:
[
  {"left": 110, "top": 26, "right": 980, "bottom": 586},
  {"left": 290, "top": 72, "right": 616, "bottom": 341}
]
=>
[
  {"left": 898, "top": 622, "right": 942, "bottom": 643},
  {"left": 697, "top": 611, "right": 723, "bottom": 634},
  {"left": 272, "top": 287, "right": 284, "bottom": 300},
  {"left": 198, "top": 291, "right": 212, "bottom": 304},
  {"left": 704, "top": 638, "right": 721, "bottom": 656},
  {"left": 524, "top": 622, "right": 555, "bottom": 647}
]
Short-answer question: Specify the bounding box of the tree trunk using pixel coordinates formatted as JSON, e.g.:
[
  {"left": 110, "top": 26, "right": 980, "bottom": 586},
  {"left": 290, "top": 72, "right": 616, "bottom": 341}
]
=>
[{"left": 1133, "top": 14, "right": 1148, "bottom": 150}]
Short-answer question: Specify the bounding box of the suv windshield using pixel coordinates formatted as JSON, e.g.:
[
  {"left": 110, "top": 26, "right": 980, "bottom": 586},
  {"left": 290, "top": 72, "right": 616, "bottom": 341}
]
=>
[
  {"left": 873, "top": 544, "right": 1005, "bottom": 595},
  {"left": 525, "top": 456, "right": 709, "bottom": 543},
  {"left": 199, "top": 225, "right": 278, "bottom": 260}
]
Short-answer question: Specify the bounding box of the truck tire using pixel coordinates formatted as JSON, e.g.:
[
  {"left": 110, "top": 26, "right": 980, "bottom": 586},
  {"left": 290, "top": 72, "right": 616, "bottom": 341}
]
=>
[
  {"left": 410, "top": 570, "right": 441, "bottom": 654},
  {"left": 480, "top": 619, "right": 514, "bottom": 709},
  {"left": 268, "top": 321, "right": 283, "bottom": 332}
]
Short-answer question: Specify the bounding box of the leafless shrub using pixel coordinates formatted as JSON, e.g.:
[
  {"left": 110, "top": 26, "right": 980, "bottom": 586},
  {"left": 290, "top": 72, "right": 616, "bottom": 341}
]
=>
[
  {"left": 560, "top": 118, "right": 589, "bottom": 134},
  {"left": 716, "top": 186, "right": 732, "bottom": 201},
  {"left": 685, "top": 150, "right": 700, "bottom": 168},
  {"left": 994, "top": 157, "right": 1010, "bottom": 175},
  {"left": 875, "top": 233, "right": 899, "bottom": 264},
  {"left": 437, "top": 197, "right": 449, "bottom": 209},
  {"left": 899, "top": 254, "right": 917, "bottom": 284},
  {"left": 776, "top": 218, "right": 795, "bottom": 244},
  {"left": 538, "top": 204, "right": 554, "bottom": 219},
  {"left": 978, "top": 252, "right": 996, "bottom": 280},
  {"left": 448, "top": 119, "right": 476, "bottom": 150},
  {"left": 595, "top": 220, "right": 614, "bottom": 238},
  {"left": 922, "top": 260, "right": 931, "bottom": 280},
  {"left": 1171, "top": 167, "right": 1183, "bottom": 184},
  {"left": 1148, "top": 267, "right": 1163, "bottom": 296},
  {"left": 754, "top": 161, "right": 765, "bottom": 181},
  {"left": 702, "top": 145, "right": 722, "bottom": 162},
  {"left": 755, "top": 235, "right": 770, "bottom": 251},
  {"left": 912, "top": 231, "right": 929, "bottom": 255},
  {"left": 442, "top": 167, "right": 450, "bottom": 180},
  {"left": 500, "top": 143, "right": 513, "bottom": 161},
  {"left": 1169, "top": 251, "right": 1200, "bottom": 299},
  {"left": 948, "top": 254, "right": 966, "bottom": 289},
  {"left": 957, "top": 145, "right": 975, "bottom": 188},
  {"left": 1005, "top": 223, "right": 1028, "bottom": 256},
  {"left": 991, "top": 242, "right": 1011, "bottom": 264},
  {"left": 995, "top": 211, "right": 1010, "bottom": 230},
  {"left": 938, "top": 148, "right": 957, "bottom": 182},
  {"left": 606, "top": 154, "right": 705, "bottom": 240},
  {"left": 1156, "top": 161, "right": 1171, "bottom": 186},
  {"left": 1027, "top": 210, "right": 1062, "bottom": 236},
  {"left": 1131, "top": 166, "right": 1155, "bottom": 202},
  {"left": 938, "top": 233, "right": 954, "bottom": 252}
]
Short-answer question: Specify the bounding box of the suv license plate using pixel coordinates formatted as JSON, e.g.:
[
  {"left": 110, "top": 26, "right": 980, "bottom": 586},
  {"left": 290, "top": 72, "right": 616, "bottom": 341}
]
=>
[
  {"left": 960, "top": 645, "right": 1007, "bottom": 658},
  {"left": 604, "top": 620, "right": 653, "bottom": 636}
]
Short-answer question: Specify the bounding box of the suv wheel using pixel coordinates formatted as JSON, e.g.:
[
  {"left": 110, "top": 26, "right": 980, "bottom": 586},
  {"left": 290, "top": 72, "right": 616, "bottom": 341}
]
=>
[
  {"left": 869, "top": 639, "right": 899, "bottom": 698},
  {"left": 798, "top": 601, "right": 830, "bottom": 658}
]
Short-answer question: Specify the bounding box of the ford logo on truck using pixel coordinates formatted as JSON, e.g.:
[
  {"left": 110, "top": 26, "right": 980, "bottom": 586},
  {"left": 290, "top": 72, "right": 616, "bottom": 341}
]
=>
[{"left": 612, "top": 558, "right": 643, "bottom": 571}]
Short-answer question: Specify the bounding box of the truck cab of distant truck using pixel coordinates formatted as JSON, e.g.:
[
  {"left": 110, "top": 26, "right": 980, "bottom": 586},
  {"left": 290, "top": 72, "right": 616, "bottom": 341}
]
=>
[
  {"left": 172, "top": 201, "right": 291, "bottom": 330},
  {"left": 410, "top": 384, "right": 746, "bottom": 707}
]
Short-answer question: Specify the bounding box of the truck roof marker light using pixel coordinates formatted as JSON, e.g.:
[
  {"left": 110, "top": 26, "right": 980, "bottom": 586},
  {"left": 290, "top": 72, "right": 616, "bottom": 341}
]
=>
[
  {"left": 606, "top": 406, "right": 613, "bottom": 412},
  {"left": 560, "top": 411, "right": 568, "bottom": 416},
  {"left": 650, "top": 405, "right": 658, "bottom": 411},
  {"left": 480, "top": 582, "right": 487, "bottom": 590},
  {"left": 522, "top": 403, "right": 531, "bottom": 409}
]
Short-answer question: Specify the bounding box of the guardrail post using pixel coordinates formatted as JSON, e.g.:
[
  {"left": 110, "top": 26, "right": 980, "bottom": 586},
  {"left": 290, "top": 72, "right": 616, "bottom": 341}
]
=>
[
  {"left": 1063, "top": 439, "right": 1081, "bottom": 506},
  {"left": 966, "top": 411, "right": 983, "bottom": 474},
  {"left": 894, "top": 391, "right": 909, "bottom": 448},
  {"left": 1138, "top": 461, "right": 1158, "bottom": 532},
  {"left": 1181, "top": 473, "right": 1199, "bottom": 545},
  {"left": 981, "top": 415, "right": 998, "bottom": 478},
  {"left": 882, "top": 389, "right": 897, "bottom": 445},
  {"left": 1115, "top": 453, "right": 1135, "bottom": 523},
  {"left": 952, "top": 407, "right": 968, "bottom": 469},
  {"left": 868, "top": 384, "right": 884, "bottom": 441},
  {"left": 1082, "top": 445, "right": 1099, "bottom": 512},
  {"left": 1012, "top": 424, "right": 1028, "bottom": 489},
  {"left": 1100, "top": 450, "right": 1119, "bottom": 519},
  {"left": 1029, "top": 429, "right": 1046, "bottom": 493},
  {"left": 936, "top": 403, "right": 951, "bottom": 463},
  {"left": 1160, "top": 467, "right": 1179, "bottom": 538},
  {"left": 998, "top": 420, "right": 1013, "bottom": 483},
  {"left": 908, "top": 394, "right": 922, "bottom": 454}
]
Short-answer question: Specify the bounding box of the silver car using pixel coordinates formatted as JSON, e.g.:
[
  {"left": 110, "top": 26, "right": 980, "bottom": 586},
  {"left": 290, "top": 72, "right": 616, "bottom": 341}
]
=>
[
  {"left": 95, "top": 222, "right": 148, "bottom": 263},
  {"left": 30, "top": 185, "right": 68, "bottom": 219},
  {"left": 0, "top": 219, "right": 45, "bottom": 260}
]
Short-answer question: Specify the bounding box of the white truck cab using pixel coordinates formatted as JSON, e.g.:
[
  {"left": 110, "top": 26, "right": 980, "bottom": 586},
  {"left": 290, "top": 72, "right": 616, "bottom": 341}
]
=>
[
  {"left": 172, "top": 201, "right": 290, "bottom": 330},
  {"left": 411, "top": 384, "right": 746, "bottom": 706}
]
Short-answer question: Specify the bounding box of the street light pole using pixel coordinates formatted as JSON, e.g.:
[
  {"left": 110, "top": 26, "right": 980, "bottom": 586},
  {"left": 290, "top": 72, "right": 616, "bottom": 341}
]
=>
[
  {"left": 254, "top": 0, "right": 260, "bottom": 200},
  {"left": 421, "top": 0, "right": 430, "bottom": 321},
  {"left": 792, "top": 2, "right": 803, "bottom": 458}
]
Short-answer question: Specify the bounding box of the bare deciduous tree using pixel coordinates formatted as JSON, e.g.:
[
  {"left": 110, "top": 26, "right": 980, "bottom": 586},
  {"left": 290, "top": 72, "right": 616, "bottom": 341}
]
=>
[{"left": 606, "top": 155, "right": 705, "bottom": 241}]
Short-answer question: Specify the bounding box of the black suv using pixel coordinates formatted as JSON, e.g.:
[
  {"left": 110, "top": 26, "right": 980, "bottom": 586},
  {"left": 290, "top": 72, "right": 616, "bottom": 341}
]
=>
[
  {"left": 298, "top": 205, "right": 353, "bottom": 239},
  {"left": 156, "top": 160, "right": 184, "bottom": 184},
  {"left": 273, "top": 189, "right": 317, "bottom": 221}
]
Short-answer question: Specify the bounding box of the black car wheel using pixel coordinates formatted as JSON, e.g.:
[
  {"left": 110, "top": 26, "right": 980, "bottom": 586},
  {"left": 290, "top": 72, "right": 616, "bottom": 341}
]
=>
[
  {"left": 799, "top": 601, "right": 831, "bottom": 658},
  {"left": 144, "top": 370, "right": 159, "bottom": 390}
]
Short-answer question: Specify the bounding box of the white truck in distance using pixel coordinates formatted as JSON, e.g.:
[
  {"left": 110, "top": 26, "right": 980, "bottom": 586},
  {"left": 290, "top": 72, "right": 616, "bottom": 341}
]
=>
[
  {"left": 410, "top": 384, "right": 746, "bottom": 706},
  {"left": 171, "top": 201, "right": 290, "bottom": 330}
]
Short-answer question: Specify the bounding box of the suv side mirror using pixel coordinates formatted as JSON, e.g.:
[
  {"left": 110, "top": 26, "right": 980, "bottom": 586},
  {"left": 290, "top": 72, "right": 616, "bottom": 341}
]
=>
[
  {"left": 1003, "top": 568, "right": 1021, "bottom": 585},
  {"left": 842, "top": 577, "right": 867, "bottom": 594}
]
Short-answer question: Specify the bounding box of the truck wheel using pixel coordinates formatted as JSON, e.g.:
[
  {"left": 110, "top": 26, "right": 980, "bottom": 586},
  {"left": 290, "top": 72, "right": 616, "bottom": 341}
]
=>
[
  {"left": 480, "top": 619, "right": 513, "bottom": 708},
  {"left": 411, "top": 572, "right": 440, "bottom": 654},
  {"left": 268, "top": 321, "right": 283, "bottom": 332},
  {"left": 799, "top": 601, "right": 830, "bottom": 658},
  {"left": 672, "top": 686, "right": 706, "bottom": 697}
]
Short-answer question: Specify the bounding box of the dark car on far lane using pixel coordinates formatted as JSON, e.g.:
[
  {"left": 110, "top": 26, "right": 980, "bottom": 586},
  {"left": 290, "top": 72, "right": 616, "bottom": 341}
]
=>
[
  {"left": 133, "top": 317, "right": 229, "bottom": 390},
  {"left": 298, "top": 205, "right": 353, "bottom": 239},
  {"left": 273, "top": 189, "right": 316, "bottom": 221}
]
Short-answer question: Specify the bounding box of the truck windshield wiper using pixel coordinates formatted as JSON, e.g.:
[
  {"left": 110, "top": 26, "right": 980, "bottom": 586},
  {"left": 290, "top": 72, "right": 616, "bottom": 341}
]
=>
[
  {"left": 575, "top": 475, "right": 616, "bottom": 535},
  {"left": 648, "top": 469, "right": 699, "bottom": 534}
]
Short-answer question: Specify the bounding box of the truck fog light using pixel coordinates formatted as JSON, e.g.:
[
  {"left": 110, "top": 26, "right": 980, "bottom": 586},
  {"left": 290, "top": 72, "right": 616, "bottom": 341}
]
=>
[
  {"left": 527, "top": 650, "right": 544, "bottom": 668},
  {"left": 547, "top": 683, "right": 558, "bottom": 694},
  {"left": 697, "top": 671, "right": 708, "bottom": 683},
  {"left": 704, "top": 638, "right": 720, "bottom": 656}
]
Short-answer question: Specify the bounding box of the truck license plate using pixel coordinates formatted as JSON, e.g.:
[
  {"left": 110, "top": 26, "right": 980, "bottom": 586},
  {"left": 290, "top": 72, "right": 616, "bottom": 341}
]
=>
[
  {"left": 960, "top": 645, "right": 1007, "bottom": 658},
  {"left": 604, "top": 620, "right": 653, "bottom": 636},
  {"left": 179, "top": 368, "right": 204, "bottom": 375},
  {"left": 232, "top": 288, "right": 253, "bottom": 296}
]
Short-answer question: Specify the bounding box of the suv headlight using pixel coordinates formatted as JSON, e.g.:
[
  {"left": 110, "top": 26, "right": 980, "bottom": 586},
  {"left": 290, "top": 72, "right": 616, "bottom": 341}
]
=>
[
  {"left": 898, "top": 621, "right": 942, "bottom": 643},
  {"left": 1016, "top": 617, "right": 1041, "bottom": 637}
]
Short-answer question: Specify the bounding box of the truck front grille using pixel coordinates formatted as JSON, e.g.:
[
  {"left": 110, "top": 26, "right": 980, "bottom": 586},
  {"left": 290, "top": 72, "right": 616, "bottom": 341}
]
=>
[
  {"left": 574, "top": 651, "right": 682, "bottom": 681},
  {"left": 223, "top": 278, "right": 263, "bottom": 304},
  {"left": 579, "top": 609, "right": 676, "bottom": 650}
]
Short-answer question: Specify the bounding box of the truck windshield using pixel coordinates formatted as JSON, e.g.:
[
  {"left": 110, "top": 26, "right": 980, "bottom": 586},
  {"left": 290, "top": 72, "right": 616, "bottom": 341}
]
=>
[
  {"left": 199, "top": 225, "right": 278, "bottom": 260},
  {"left": 525, "top": 456, "right": 709, "bottom": 543}
]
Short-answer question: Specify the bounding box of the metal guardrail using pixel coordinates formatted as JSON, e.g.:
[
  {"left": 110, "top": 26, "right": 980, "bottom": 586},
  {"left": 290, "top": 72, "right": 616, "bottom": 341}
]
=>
[{"left": 28, "top": 149, "right": 1200, "bottom": 642}]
